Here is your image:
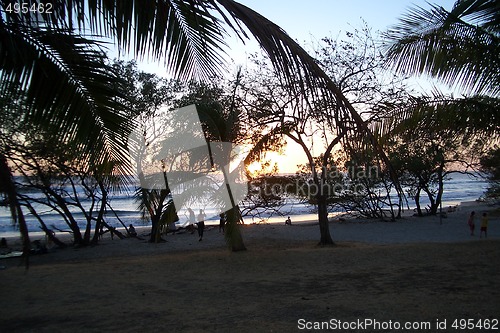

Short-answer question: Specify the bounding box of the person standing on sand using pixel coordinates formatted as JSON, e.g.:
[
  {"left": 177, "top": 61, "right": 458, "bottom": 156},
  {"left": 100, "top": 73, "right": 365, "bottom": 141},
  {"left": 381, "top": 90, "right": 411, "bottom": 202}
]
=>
[
  {"left": 285, "top": 216, "right": 292, "bottom": 225},
  {"left": 219, "top": 212, "right": 225, "bottom": 234},
  {"left": 197, "top": 209, "right": 206, "bottom": 241},
  {"left": 480, "top": 212, "right": 489, "bottom": 238},
  {"left": 467, "top": 211, "right": 475, "bottom": 236},
  {"left": 187, "top": 208, "right": 196, "bottom": 234}
]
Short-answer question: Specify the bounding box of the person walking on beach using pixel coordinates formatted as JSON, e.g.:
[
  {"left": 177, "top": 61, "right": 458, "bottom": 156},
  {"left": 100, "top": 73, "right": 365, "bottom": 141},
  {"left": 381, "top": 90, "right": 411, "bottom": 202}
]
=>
[
  {"left": 197, "top": 209, "right": 206, "bottom": 241},
  {"left": 480, "top": 212, "right": 489, "bottom": 238},
  {"left": 187, "top": 208, "right": 196, "bottom": 234},
  {"left": 219, "top": 212, "right": 225, "bottom": 234},
  {"left": 467, "top": 211, "right": 475, "bottom": 236}
]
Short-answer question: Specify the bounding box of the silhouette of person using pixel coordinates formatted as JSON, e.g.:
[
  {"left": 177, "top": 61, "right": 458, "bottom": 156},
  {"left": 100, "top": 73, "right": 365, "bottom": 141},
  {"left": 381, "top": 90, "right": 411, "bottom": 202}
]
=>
[
  {"left": 197, "top": 209, "right": 206, "bottom": 241},
  {"left": 187, "top": 208, "right": 196, "bottom": 234},
  {"left": 285, "top": 216, "right": 292, "bottom": 225},
  {"left": 467, "top": 211, "right": 475, "bottom": 236},
  {"left": 480, "top": 212, "right": 489, "bottom": 238},
  {"left": 219, "top": 212, "right": 225, "bottom": 234},
  {"left": 129, "top": 224, "right": 137, "bottom": 237}
]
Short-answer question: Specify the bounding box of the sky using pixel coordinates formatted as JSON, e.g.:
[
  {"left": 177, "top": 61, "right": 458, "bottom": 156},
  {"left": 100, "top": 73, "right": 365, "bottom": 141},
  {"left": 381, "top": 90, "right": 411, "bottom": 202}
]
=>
[
  {"left": 231, "top": 0, "right": 452, "bottom": 54},
  {"left": 133, "top": 0, "right": 458, "bottom": 174},
  {"left": 239, "top": 0, "right": 456, "bottom": 34}
]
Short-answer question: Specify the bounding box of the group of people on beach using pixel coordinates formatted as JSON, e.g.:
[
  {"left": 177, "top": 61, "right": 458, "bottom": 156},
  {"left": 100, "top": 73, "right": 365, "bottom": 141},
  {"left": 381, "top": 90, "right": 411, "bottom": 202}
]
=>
[
  {"left": 127, "top": 208, "right": 228, "bottom": 242},
  {"left": 178, "top": 208, "right": 207, "bottom": 241},
  {"left": 174, "top": 208, "right": 226, "bottom": 241},
  {"left": 114, "top": 209, "right": 494, "bottom": 242},
  {"left": 467, "top": 211, "right": 489, "bottom": 238}
]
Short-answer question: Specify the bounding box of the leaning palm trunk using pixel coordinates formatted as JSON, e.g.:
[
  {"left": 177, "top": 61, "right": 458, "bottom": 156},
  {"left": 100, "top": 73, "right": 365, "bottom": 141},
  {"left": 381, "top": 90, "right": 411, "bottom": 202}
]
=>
[
  {"left": 0, "top": 154, "right": 31, "bottom": 262},
  {"left": 221, "top": 166, "right": 246, "bottom": 251},
  {"left": 224, "top": 205, "right": 246, "bottom": 252}
]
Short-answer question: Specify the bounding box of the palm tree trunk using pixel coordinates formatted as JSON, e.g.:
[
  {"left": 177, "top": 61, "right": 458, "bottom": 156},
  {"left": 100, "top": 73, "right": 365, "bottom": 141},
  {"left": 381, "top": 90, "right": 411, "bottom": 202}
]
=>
[
  {"left": 224, "top": 205, "right": 246, "bottom": 251},
  {"left": 0, "top": 154, "right": 31, "bottom": 262},
  {"left": 91, "top": 181, "right": 108, "bottom": 245},
  {"left": 217, "top": 147, "right": 246, "bottom": 251},
  {"left": 222, "top": 175, "right": 246, "bottom": 251},
  {"left": 149, "top": 212, "right": 161, "bottom": 243}
]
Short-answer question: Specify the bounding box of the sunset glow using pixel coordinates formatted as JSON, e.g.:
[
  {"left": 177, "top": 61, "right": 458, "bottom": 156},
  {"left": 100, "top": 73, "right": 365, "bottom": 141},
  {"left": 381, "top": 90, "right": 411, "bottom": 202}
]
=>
[{"left": 246, "top": 146, "right": 307, "bottom": 176}]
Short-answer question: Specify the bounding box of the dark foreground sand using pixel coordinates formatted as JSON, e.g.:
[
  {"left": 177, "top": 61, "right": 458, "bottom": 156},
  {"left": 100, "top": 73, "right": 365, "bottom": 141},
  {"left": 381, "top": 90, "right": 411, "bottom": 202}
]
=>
[{"left": 1, "top": 205, "right": 499, "bottom": 332}]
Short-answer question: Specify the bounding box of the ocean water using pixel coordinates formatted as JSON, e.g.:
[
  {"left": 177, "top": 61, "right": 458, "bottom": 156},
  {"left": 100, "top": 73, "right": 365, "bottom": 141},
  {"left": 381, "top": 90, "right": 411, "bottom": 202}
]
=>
[{"left": 0, "top": 173, "right": 491, "bottom": 236}]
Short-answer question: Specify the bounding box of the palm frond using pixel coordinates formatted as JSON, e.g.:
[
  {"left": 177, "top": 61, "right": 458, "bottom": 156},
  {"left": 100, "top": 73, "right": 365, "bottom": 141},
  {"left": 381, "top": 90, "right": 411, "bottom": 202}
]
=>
[
  {"left": 450, "top": 0, "right": 500, "bottom": 31},
  {"left": 2, "top": 0, "right": 230, "bottom": 80},
  {"left": 0, "top": 24, "right": 135, "bottom": 175},
  {"left": 376, "top": 94, "right": 500, "bottom": 141},
  {"left": 211, "top": 0, "right": 328, "bottom": 98},
  {"left": 210, "top": 0, "right": 377, "bottom": 144},
  {"left": 384, "top": 0, "right": 500, "bottom": 96}
]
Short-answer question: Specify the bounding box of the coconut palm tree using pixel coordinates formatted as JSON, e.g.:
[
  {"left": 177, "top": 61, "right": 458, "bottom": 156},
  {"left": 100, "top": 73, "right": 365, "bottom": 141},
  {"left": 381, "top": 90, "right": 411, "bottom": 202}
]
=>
[
  {"left": 381, "top": 0, "right": 499, "bottom": 164},
  {"left": 384, "top": 0, "right": 499, "bottom": 97},
  {"left": 1, "top": 0, "right": 388, "bottom": 249},
  {"left": 178, "top": 77, "right": 248, "bottom": 251}
]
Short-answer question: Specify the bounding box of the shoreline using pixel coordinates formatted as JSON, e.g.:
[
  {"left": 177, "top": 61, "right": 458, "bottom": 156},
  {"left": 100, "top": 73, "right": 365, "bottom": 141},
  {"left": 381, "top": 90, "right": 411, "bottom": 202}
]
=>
[
  {"left": 0, "top": 196, "right": 493, "bottom": 237},
  {"left": 1, "top": 200, "right": 498, "bottom": 262}
]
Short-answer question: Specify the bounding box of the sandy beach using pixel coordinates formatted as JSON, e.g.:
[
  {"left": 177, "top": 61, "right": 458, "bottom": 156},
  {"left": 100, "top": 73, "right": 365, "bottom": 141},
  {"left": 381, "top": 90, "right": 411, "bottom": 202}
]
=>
[{"left": 1, "top": 202, "right": 499, "bottom": 332}]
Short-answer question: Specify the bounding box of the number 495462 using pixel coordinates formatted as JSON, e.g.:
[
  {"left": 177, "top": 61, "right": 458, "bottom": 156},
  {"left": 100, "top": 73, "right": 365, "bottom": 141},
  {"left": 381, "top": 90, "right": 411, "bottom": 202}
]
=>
[
  {"left": 452, "top": 318, "right": 498, "bottom": 330},
  {"left": 4, "top": 2, "right": 53, "bottom": 14}
]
